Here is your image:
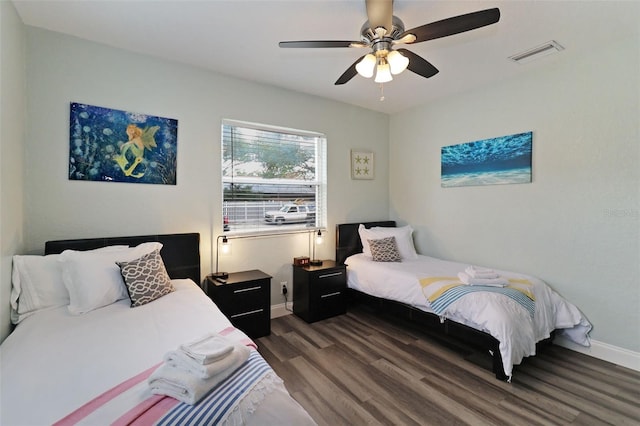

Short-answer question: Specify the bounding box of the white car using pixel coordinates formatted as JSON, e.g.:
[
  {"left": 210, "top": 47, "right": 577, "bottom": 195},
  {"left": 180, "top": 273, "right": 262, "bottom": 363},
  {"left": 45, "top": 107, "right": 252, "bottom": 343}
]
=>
[{"left": 264, "top": 204, "right": 315, "bottom": 224}]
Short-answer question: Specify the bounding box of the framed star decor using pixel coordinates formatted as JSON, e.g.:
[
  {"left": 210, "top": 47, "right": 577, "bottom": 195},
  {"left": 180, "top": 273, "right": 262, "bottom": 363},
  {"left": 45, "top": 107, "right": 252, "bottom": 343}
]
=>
[{"left": 351, "top": 150, "right": 374, "bottom": 180}]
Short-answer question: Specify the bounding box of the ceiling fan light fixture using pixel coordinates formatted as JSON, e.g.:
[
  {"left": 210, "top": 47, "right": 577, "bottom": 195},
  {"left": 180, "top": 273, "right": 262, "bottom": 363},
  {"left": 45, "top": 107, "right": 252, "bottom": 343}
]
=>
[
  {"left": 374, "top": 61, "right": 393, "bottom": 83},
  {"left": 280, "top": 6, "right": 500, "bottom": 87},
  {"left": 356, "top": 53, "right": 377, "bottom": 78},
  {"left": 387, "top": 50, "right": 409, "bottom": 75}
]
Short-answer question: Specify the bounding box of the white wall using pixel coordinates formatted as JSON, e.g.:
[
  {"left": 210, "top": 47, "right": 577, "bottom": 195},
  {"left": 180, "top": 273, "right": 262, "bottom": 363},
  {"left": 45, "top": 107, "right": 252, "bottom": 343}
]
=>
[
  {"left": 0, "top": 0, "right": 26, "bottom": 343},
  {"left": 18, "top": 27, "right": 388, "bottom": 312},
  {"left": 390, "top": 35, "right": 639, "bottom": 353}
]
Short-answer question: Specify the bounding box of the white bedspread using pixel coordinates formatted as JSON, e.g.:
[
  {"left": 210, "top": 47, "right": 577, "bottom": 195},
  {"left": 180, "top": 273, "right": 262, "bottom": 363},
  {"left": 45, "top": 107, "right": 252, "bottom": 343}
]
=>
[
  {"left": 346, "top": 254, "right": 591, "bottom": 377},
  {"left": 0, "top": 279, "right": 315, "bottom": 426}
]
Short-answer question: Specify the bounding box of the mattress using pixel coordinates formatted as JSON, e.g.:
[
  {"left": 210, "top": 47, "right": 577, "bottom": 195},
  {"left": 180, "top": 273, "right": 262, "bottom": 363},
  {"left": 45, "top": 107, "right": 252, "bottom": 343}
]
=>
[
  {"left": 0, "top": 279, "right": 315, "bottom": 425},
  {"left": 345, "top": 253, "right": 592, "bottom": 377}
]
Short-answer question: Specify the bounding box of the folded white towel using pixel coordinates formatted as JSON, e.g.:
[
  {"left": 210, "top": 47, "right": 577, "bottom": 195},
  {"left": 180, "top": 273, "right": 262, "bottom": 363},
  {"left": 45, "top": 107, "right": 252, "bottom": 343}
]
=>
[
  {"left": 164, "top": 343, "right": 248, "bottom": 379},
  {"left": 465, "top": 266, "right": 500, "bottom": 279},
  {"left": 149, "top": 344, "right": 251, "bottom": 405},
  {"left": 458, "top": 272, "right": 508, "bottom": 287},
  {"left": 179, "top": 333, "right": 235, "bottom": 365}
]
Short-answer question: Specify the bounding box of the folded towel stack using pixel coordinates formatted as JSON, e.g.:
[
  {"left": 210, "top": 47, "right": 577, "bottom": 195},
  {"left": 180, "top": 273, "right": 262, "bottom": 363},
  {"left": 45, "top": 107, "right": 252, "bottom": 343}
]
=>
[
  {"left": 465, "top": 265, "right": 500, "bottom": 279},
  {"left": 148, "top": 333, "right": 251, "bottom": 405},
  {"left": 459, "top": 266, "right": 508, "bottom": 287}
]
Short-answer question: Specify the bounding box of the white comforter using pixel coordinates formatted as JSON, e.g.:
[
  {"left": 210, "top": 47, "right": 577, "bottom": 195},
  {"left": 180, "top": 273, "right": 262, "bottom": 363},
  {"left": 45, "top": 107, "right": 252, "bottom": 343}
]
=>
[
  {"left": 346, "top": 254, "right": 591, "bottom": 377},
  {"left": 0, "top": 279, "right": 314, "bottom": 426}
]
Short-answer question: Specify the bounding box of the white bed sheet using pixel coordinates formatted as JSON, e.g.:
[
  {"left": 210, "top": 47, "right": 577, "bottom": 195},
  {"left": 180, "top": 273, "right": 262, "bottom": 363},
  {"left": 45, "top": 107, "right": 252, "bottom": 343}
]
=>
[
  {"left": 346, "top": 254, "right": 592, "bottom": 377},
  {"left": 0, "top": 279, "right": 314, "bottom": 426}
]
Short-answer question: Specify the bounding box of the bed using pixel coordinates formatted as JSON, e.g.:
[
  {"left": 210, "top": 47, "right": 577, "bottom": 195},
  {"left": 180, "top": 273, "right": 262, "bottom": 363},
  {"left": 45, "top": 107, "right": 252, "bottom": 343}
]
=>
[
  {"left": 337, "top": 221, "right": 592, "bottom": 381},
  {"left": 1, "top": 233, "right": 315, "bottom": 425}
]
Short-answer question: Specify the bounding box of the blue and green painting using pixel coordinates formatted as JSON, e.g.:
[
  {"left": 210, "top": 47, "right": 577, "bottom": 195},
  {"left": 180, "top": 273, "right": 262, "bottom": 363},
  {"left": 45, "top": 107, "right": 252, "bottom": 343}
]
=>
[
  {"left": 441, "top": 131, "right": 532, "bottom": 188},
  {"left": 69, "top": 103, "right": 178, "bottom": 185}
]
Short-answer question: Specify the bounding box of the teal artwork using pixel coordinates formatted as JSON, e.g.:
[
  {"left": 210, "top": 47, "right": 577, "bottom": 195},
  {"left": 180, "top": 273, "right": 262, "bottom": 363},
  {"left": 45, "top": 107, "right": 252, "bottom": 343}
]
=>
[
  {"left": 441, "top": 131, "right": 532, "bottom": 188},
  {"left": 69, "top": 103, "right": 178, "bottom": 185}
]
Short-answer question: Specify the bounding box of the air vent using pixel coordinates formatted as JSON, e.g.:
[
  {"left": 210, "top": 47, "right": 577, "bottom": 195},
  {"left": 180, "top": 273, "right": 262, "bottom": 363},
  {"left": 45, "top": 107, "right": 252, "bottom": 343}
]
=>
[{"left": 509, "top": 40, "right": 564, "bottom": 64}]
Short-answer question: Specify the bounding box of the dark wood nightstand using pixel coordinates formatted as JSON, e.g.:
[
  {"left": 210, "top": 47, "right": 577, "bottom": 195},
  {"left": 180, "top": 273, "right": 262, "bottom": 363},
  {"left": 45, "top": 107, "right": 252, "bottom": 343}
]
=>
[
  {"left": 204, "top": 270, "right": 271, "bottom": 338},
  {"left": 293, "top": 260, "right": 347, "bottom": 323}
]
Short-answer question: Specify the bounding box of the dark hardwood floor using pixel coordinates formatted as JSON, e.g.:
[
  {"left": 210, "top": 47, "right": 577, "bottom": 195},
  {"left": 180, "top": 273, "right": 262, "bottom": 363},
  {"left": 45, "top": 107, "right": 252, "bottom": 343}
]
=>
[{"left": 257, "top": 305, "right": 640, "bottom": 426}]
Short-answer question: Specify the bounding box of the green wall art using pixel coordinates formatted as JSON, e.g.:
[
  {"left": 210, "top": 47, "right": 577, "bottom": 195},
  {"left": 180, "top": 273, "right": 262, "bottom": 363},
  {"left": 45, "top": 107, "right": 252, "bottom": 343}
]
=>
[{"left": 69, "top": 102, "right": 178, "bottom": 185}]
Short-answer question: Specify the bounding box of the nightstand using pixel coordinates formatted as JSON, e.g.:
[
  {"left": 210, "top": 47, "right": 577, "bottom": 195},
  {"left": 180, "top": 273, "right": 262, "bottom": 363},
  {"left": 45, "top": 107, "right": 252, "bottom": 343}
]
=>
[
  {"left": 204, "top": 270, "right": 271, "bottom": 338},
  {"left": 293, "top": 260, "right": 347, "bottom": 323}
]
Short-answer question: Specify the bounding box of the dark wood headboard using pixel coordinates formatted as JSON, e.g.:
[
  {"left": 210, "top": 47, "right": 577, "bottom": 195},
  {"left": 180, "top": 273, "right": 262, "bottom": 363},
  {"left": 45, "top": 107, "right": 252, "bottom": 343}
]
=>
[
  {"left": 45, "top": 233, "right": 201, "bottom": 283},
  {"left": 335, "top": 221, "right": 396, "bottom": 265}
]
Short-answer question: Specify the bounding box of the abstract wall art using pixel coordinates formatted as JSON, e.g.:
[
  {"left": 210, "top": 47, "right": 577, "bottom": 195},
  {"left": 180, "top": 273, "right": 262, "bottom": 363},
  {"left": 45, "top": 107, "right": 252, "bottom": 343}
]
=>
[
  {"left": 441, "top": 131, "right": 532, "bottom": 188},
  {"left": 69, "top": 102, "right": 178, "bottom": 185}
]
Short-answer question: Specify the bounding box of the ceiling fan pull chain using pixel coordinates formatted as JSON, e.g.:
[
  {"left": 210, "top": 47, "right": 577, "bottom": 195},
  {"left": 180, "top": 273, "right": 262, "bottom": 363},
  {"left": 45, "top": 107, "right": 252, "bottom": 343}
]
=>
[{"left": 379, "top": 83, "right": 385, "bottom": 101}]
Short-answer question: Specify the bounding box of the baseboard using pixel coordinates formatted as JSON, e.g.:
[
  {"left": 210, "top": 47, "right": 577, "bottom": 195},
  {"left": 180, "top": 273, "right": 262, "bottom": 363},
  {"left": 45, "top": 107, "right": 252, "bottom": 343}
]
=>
[
  {"left": 555, "top": 336, "right": 640, "bottom": 372},
  {"left": 271, "top": 302, "right": 293, "bottom": 319}
]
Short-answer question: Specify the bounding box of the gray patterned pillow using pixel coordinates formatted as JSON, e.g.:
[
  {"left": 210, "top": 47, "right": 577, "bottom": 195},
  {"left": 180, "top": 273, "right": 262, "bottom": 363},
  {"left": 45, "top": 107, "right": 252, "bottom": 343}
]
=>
[
  {"left": 117, "top": 249, "right": 174, "bottom": 307},
  {"left": 368, "top": 237, "right": 401, "bottom": 262}
]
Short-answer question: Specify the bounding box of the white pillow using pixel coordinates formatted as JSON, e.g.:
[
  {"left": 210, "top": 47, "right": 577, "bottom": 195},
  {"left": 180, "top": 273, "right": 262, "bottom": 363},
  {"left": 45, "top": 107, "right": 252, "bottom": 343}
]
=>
[
  {"left": 11, "top": 254, "right": 67, "bottom": 324},
  {"left": 60, "top": 242, "right": 162, "bottom": 315},
  {"left": 10, "top": 245, "right": 128, "bottom": 324},
  {"left": 358, "top": 224, "right": 418, "bottom": 260}
]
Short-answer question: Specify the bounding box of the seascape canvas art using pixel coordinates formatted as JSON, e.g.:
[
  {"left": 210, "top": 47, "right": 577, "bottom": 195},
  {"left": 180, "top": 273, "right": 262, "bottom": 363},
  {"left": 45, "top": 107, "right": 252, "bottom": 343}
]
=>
[
  {"left": 69, "top": 103, "right": 178, "bottom": 184},
  {"left": 441, "top": 131, "right": 532, "bottom": 188}
]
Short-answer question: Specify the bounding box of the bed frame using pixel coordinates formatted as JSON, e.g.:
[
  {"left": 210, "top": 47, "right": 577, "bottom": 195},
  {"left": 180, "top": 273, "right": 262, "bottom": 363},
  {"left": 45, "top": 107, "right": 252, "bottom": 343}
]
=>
[
  {"left": 45, "top": 232, "right": 201, "bottom": 283},
  {"left": 336, "top": 221, "right": 510, "bottom": 380}
]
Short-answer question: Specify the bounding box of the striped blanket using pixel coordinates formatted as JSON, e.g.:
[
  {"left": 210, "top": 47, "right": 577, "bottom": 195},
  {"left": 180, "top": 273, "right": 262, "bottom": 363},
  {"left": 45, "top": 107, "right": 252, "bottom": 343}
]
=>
[
  {"left": 420, "top": 276, "right": 535, "bottom": 318},
  {"left": 54, "top": 329, "right": 277, "bottom": 426}
]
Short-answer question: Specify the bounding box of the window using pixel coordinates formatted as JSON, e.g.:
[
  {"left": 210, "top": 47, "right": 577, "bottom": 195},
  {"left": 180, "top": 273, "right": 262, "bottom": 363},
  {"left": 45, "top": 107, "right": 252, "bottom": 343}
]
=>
[{"left": 221, "top": 119, "right": 326, "bottom": 234}]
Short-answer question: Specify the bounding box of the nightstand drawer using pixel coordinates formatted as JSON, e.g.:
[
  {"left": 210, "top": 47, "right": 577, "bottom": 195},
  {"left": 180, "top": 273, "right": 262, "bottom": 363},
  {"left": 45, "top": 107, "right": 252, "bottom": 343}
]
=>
[
  {"left": 204, "top": 270, "right": 271, "bottom": 338},
  {"left": 313, "top": 287, "right": 346, "bottom": 319},
  {"left": 309, "top": 270, "right": 346, "bottom": 297},
  {"left": 219, "top": 282, "right": 267, "bottom": 315}
]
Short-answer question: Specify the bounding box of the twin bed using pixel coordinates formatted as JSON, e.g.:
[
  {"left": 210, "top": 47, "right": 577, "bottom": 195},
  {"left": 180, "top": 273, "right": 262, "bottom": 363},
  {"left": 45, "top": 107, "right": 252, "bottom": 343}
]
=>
[
  {"left": 337, "top": 221, "right": 592, "bottom": 380},
  {"left": 1, "top": 233, "right": 315, "bottom": 425}
]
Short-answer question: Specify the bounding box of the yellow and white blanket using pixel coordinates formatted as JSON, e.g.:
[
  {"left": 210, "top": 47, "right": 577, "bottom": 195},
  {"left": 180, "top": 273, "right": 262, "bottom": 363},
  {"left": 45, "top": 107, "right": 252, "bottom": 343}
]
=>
[{"left": 420, "top": 276, "right": 535, "bottom": 318}]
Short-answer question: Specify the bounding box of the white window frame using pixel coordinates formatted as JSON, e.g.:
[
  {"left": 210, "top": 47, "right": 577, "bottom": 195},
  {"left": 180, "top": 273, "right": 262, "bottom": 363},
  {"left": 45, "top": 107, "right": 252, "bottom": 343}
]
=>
[{"left": 221, "top": 119, "right": 327, "bottom": 236}]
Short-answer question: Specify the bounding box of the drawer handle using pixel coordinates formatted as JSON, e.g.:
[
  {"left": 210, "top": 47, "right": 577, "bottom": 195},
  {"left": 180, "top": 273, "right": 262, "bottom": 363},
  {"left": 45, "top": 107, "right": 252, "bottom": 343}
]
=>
[
  {"left": 320, "top": 291, "right": 341, "bottom": 299},
  {"left": 318, "top": 272, "right": 343, "bottom": 279},
  {"left": 233, "top": 286, "right": 262, "bottom": 294},
  {"left": 230, "top": 308, "right": 264, "bottom": 319}
]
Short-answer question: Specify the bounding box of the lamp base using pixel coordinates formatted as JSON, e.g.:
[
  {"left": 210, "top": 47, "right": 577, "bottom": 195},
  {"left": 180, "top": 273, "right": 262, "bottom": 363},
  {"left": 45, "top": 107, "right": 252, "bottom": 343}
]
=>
[
  {"left": 309, "top": 259, "right": 323, "bottom": 266},
  {"left": 211, "top": 271, "right": 229, "bottom": 281}
]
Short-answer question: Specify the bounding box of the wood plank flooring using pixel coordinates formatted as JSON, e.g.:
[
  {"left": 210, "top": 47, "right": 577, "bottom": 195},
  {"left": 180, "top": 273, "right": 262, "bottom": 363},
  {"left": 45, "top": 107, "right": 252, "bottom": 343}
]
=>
[{"left": 256, "top": 304, "right": 640, "bottom": 426}]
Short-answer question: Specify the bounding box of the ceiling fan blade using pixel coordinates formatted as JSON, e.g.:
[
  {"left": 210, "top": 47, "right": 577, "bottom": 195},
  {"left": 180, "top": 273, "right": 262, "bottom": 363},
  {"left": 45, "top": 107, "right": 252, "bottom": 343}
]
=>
[
  {"left": 279, "top": 40, "right": 361, "bottom": 48},
  {"left": 397, "top": 49, "right": 439, "bottom": 79},
  {"left": 335, "top": 55, "right": 366, "bottom": 85},
  {"left": 366, "top": 0, "right": 393, "bottom": 34},
  {"left": 401, "top": 8, "right": 500, "bottom": 44}
]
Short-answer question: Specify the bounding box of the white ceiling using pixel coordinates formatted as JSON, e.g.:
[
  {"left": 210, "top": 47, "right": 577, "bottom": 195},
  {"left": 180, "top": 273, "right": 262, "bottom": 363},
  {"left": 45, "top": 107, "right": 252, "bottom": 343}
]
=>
[{"left": 12, "top": 0, "right": 640, "bottom": 115}]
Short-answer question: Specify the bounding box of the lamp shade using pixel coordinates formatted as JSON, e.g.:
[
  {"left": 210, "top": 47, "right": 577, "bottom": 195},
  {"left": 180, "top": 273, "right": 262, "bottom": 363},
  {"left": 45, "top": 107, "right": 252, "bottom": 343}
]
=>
[
  {"left": 374, "top": 62, "right": 393, "bottom": 83},
  {"left": 355, "top": 54, "right": 376, "bottom": 78},
  {"left": 387, "top": 50, "right": 409, "bottom": 75}
]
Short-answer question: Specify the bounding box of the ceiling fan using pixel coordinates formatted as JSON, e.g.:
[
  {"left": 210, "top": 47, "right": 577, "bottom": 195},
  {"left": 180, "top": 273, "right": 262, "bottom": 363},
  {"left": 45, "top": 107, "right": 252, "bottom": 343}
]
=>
[{"left": 279, "top": 0, "right": 500, "bottom": 85}]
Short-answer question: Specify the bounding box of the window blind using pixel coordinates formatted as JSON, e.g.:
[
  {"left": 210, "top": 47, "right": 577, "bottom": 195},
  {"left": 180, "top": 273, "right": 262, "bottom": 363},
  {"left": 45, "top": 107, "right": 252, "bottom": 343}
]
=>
[{"left": 221, "top": 120, "right": 326, "bottom": 234}]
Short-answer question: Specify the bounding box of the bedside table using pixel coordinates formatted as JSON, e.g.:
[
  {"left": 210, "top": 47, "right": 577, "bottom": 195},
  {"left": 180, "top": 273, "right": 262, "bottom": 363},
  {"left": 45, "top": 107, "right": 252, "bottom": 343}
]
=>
[
  {"left": 293, "top": 260, "right": 347, "bottom": 323},
  {"left": 204, "top": 270, "right": 271, "bottom": 338}
]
